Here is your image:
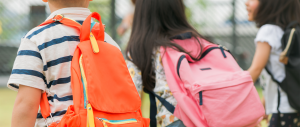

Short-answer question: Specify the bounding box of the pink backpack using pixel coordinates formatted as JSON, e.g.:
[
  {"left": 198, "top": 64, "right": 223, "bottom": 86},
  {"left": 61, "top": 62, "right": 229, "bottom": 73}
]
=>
[{"left": 158, "top": 37, "right": 265, "bottom": 127}]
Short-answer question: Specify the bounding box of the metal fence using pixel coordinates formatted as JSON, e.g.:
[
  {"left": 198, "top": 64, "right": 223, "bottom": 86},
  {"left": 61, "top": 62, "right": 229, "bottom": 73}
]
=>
[
  {"left": 0, "top": 0, "right": 257, "bottom": 75},
  {"left": 185, "top": 0, "right": 257, "bottom": 69}
]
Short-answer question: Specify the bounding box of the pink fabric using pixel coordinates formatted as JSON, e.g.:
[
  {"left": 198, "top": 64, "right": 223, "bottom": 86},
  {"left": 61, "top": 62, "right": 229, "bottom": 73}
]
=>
[{"left": 160, "top": 38, "right": 265, "bottom": 127}]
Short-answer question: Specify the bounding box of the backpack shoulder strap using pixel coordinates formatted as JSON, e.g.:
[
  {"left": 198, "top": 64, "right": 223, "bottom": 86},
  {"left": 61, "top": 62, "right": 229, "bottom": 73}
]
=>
[
  {"left": 264, "top": 67, "right": 282, "bottom": 125},
  {"left": 199, "top": 45, "right": 233, "bottom": 60},
  {"left": 286, "top": 21, "right": 300, "bottom": 30},
  {"left": 144, "top": 89, "right": 175, "bottom": 127},
  {"left": 38, "top": 14, "right": 82, "bottom": 121},
  {"left": 40, "top": 14, "right": 81, "bottom": 31},
  {"left": 280, "top": 28, "right": 296, "bottom": 64}
]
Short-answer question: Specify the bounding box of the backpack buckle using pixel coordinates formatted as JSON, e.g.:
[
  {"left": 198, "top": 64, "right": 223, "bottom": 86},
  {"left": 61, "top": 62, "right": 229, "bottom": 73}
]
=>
[
  {"left": 52, "top": 14, "right": 64, "bottom": 22},
  {"left": 43, "top": 113, "right": 56, "bottom": 127}
]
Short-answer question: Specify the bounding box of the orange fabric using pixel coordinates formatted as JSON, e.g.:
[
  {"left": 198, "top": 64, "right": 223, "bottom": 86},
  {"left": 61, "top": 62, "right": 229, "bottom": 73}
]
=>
[
  {"left": 78, "top": 39, "right": 141, "bottom": 113},
  {"left": 39, "top": 12, "right": 150, "bottom": 127},
  {"left": 40, "top": 92, "right": 51, "bottom": 119},
  {"left": 40, "top": 15, "right": 81, "bottom": 31},
  {"left": 80, "top": 13, "right": 104, "bottom": 42}
]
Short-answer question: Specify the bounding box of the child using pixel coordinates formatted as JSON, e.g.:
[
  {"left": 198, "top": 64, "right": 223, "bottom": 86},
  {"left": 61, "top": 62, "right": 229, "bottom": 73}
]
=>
[
  {"left": 8, "top": 0, "right": 119, "bottom": 127},
  {"left": 117, "top": 0, "right": 135, "bottom": 51},
  {"left": 246, "top": 0, "right": 300, "bottom": 126},
  {"left": 125, "top": 0, "right": 212, "bottom": 126}
]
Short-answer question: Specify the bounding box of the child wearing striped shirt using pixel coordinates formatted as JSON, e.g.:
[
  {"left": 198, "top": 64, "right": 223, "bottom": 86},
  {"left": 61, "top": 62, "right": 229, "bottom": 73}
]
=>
[{"left": 8, "top": 0, "right": 120, "bottom": 127}]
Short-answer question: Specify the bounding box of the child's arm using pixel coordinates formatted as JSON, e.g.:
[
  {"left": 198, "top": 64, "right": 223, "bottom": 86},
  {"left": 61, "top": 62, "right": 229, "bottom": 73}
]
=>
[
  {"left": 11, "top": 85, "right": 42, "bottom": 127},
  {"left": 248, "top": 42, "right": 271, "bottom": 82}
]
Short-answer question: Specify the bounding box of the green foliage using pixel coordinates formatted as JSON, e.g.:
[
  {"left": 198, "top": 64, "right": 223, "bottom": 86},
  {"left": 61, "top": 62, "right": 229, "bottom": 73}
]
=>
[
  {"left": 0, "top": 2, "right": 5, "bottom": 39},
  {"left": 89, "top": 0, "right": 110, "bottom": 14},
  {"left": 0, "top": 1, "right": 27, "bottom": 41},
  {"left": 197, "top": 0, "right": 208, "bottom": 9},
  {"left": 89, "top": 0, "right": 113, "bottom": 34},
  {"left": 185, "top": 0, "right": 208, "bottom": 31},
  {"left": 0, "top": 21, "right": 2, "bottom": 35}
]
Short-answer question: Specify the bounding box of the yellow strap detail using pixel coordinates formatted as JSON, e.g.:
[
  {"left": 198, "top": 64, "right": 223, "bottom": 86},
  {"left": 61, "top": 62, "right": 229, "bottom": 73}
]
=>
[
  {"left": 79, "top": 55, "right": 89, "bottom": 99},
  {"left": 80, "top": 55, "right": 95, "bottom": 127},
  {"left": 90, "top": 33, "right": 99, "bottom": 53},
  {"left": 87, "top": 103, "right": 95, "bottom": 127}
]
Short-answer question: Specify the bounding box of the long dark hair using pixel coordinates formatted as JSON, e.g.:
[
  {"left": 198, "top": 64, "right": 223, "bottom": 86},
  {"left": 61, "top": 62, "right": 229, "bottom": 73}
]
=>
[
  {"left": 255, "top": 0, "right": 300, "bottom": 29},
  {"left": 126, "top": 0, "right": 210, "bottom": 91}
]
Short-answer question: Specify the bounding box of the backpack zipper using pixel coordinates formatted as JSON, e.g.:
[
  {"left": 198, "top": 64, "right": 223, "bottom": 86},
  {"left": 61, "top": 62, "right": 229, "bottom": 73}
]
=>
[
  {"left": 96, "top": 117, "right": 138, "bottom": 126},
  {"left": 80, "top": 55, "right": 89, "bottom": 109}
]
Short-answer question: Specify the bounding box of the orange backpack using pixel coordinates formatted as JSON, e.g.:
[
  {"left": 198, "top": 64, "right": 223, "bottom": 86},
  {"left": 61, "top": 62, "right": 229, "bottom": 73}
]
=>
[{"left": 39, "top": 12, "right": 150, "bottom": 127}]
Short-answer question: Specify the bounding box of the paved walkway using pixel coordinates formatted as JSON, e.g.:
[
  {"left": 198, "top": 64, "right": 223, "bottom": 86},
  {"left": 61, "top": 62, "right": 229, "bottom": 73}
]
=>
[{"left": 0, "top": 75, "right": 9, "bottom": 87}]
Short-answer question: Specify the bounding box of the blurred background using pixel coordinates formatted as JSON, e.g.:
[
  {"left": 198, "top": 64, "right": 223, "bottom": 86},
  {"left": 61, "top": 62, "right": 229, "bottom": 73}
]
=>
[{"left": 0, "top": 0, "right": 263, "bottom": 126}]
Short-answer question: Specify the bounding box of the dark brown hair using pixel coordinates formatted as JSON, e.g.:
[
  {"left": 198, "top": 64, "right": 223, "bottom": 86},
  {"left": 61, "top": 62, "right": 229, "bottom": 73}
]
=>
[
  {"left": 255, "top": 0, "right": 300, "bottom": 29},
  {"left": 126, "top": 0, "right": 210, "bottom": 91},
  {"left": 131, "top": 0, "right": 136, "bottom": 4}
]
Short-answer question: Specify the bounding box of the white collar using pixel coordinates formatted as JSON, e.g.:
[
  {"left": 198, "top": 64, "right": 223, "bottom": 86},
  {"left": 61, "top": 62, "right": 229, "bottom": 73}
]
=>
[{"left": 46, "top": 7, "right": 91, "bottom": 21}]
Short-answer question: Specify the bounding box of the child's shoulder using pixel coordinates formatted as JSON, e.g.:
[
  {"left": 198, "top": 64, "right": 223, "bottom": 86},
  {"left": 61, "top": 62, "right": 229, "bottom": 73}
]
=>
[
  {"left": 256, "top": 24, "right": 284, "bottom": 40},
  {"left": 24, "top": 22, "right": 62, "bottom": 40},
  {"left": 22, "top": 22, "right": 79, "bottom": 46},
  {"left": 104, "top": 32, "right": 121, "bottom": 50},
  {"left": 259, "top": 24, "right": 283, "bottom": 33}
]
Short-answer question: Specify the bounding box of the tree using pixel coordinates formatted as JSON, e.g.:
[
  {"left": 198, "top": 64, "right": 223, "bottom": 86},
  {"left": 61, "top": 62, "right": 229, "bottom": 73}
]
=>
[
  {"left": 0, "top": 2, "right": 4, "bottom": 38},
  {"left": 0, "top": 2, "right": 27, "bottom": 41},
  {"left": 88, "top": 0, "right": 112, "bottom": 34},
  {"left": 185, "top": 0, "right": 208, "bottom": 31},
  {"left": 0, "top": 21, "right": 2, "bottom": 35}
]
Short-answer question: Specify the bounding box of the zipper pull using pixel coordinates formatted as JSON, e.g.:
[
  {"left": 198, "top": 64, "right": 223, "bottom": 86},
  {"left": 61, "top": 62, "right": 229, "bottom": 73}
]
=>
[
  {"left": 87, "top": 103, "right": 95, "bottom": 127},
  {"left": 90, "top": 32, "right": 99, "bottom": 53},
  {"left": 199, "top": 91, "right": 203, "bottom": 105},
  {"left": 96, "top": 117, "right": 108, "bottom": 127},
  {"left": 219, "top": 45, "right": 227, "bottom": 58}
]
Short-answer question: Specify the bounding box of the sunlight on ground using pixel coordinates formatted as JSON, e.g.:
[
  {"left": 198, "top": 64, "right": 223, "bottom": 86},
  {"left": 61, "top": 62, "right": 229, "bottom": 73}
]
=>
[
  {"left": 0, "top": 87, "right": 17, "bottom": 127},
  {"left": 141, "top": 86, "right": 268, "bottom": 127},
  {"left": 0, "top": 86, "right": 267, "bottom": 127}
]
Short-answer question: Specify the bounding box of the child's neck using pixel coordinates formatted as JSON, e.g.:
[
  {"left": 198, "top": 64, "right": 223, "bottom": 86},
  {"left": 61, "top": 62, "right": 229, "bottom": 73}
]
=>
[{"left": 48, "top": 3, "right": 88, "bottom": 13}]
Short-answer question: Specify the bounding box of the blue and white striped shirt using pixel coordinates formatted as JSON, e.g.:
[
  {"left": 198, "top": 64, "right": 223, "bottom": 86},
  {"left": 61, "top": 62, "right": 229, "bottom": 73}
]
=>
[{"left": 7, "top": 7, "right": 120, "bottom": 127}]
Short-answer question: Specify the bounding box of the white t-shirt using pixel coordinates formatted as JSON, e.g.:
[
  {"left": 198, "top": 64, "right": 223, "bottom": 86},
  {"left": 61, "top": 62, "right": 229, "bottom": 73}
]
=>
[
  {"left": 7, "top": 8, "right": 120, "bottom": 127},
  {"left": 255, "top": 24, "right": 297, "bottom": 114}
]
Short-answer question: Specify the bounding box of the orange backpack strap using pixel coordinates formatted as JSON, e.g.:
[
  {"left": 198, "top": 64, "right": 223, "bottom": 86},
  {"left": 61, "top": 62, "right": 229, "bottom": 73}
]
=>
[
  {"left": 40, "top": 92, "right": 51, "bottom": 119},
  {"left": 40, "top": 92, "right": 56, "bottom": 126},
  {"left": 80, "top": 12, "right": 105, "bottom": 42},
  {"left": 39, "top": 14, "right": 81, "bottom": 31},
  {"left": 80, "top": 12, "right": 105, "bottom": 53}
]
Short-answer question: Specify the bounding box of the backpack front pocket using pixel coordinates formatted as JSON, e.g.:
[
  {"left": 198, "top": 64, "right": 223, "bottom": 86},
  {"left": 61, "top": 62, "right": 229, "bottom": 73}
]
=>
[{"left": 192, "top": 74, "right": 264, "bottom": 127}]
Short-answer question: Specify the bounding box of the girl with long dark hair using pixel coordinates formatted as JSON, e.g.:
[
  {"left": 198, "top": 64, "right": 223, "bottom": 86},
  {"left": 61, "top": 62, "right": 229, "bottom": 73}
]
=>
[
  {"left": 125, "top": 0, "right": 212, "bottom": 126},
  {"left": 246, "top": 0, "right": 300, "bottom": 126}
]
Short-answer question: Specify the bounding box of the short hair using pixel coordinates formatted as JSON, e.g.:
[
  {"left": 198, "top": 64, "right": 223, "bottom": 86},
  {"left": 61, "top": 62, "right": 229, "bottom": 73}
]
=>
[
  {"left": 49, "top": 0, "right": 86, "bottom": 7},
  {"left": 255, "top": 0, "right": 300, "bottom": 29},
  {"left": 131, "top": 0, "right": 136, "bottom": 5}
]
